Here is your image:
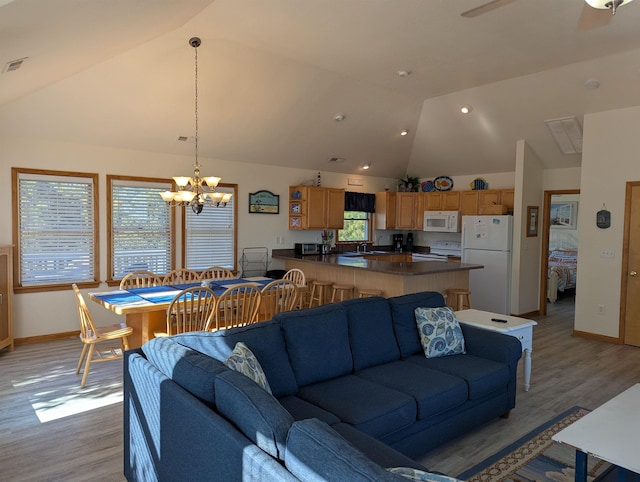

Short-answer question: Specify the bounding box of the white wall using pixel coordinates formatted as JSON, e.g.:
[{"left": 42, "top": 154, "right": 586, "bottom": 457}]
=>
[
  {"left": 0, "top": 136, "right": 394, "bottom": 338},
  {"left": 512, "top": 140, "right": 544, "bottom": 315},
  {"left": 575, "top": 105, "right": 640, "bottom": 338}
]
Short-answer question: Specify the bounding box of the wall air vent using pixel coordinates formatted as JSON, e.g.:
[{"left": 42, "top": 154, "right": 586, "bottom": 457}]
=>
[
  {"left": 544, "top": 116, "right": 583, "bottom": 155},
  {"left": 177, "top": 136, "right": 189, "bottom": 142},
  {"left": 3, "top": 57, "right": 28, "bottom": 74},
  {"left": 328, "top": 157, "right": 345, "bottom": 163}
]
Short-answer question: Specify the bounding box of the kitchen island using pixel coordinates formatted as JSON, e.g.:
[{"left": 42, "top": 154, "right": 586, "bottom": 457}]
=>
[{"left": 272, "top": 249, "right": 482, "bottom": 298}]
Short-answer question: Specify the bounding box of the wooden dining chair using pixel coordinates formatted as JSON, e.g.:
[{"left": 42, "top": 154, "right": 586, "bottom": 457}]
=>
[
  {"left": 209, "top": 283, "right": 262, "bottom": 331},
  {"left": 165, "top": 286, "right": 217, "bottom": 336},
  {"left": 72, "top": 284, "right": 133, "bottom": 388},
  {"left": 283, "top": 268, "right": 308, "bottom": 309},
  {"left": 162, "top": 268, "right": 200, "bottom": 285},
  {"left": 199, "top": 266, "right": 235, "bottom": 281},
  {"left": 260, "top": 279, "right": 299, "bottom": 321},
  {"left": 119, "top": 270, "right": 162, "bottom": 290}
]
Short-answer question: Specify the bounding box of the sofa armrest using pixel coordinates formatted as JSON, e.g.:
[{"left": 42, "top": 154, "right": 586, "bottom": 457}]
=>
[{"left": 461, "top": 325, "right": 522, "bottom": 367}]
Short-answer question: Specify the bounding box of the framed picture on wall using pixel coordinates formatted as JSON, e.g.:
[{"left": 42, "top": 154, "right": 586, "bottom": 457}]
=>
[
  {"left": 527, "top": 206, "right": 539, "bottom": 237},
  {"left": 550, "top": 201, "right": 578, "bottom": 229}
]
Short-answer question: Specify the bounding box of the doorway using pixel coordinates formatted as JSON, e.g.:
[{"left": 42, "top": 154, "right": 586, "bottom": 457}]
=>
[{"left": 539, "top": 189, "right": 580, "bottom": 316}]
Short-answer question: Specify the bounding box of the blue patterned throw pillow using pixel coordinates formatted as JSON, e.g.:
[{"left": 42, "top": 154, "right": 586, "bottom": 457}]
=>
[
  {"left": 224, "top": 341, "right": 272, "bottom": 394},
  {"left": 414, "top": 306, "right": 465, "bottom": 358},
  {"left": 387, "top": 467, "right": 464, "bottom": 482}
]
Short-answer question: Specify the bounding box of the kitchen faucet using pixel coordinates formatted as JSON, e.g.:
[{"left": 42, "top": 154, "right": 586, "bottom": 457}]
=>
[{"left": 357, "top": 243, "right": 368, "bottom": 253}]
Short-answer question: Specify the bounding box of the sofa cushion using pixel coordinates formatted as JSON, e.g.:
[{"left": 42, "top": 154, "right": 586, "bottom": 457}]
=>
[
  {"left": 224, "top": 341, "right": 272, "bottom": 394},
  {"left": 141, "top": 337, "right": 227, "bottom": 405},
  {"left": 388, "top": 292, "right": 446, "bottom": 358},
  {"left": 342, "top": 297, "right": 401, "bottom": 371},
  {"left": 171, "top": 320, "right": 298, "bottom": 397},
  {"left": 214, "top": 369, "right": 294, "bottom": 460},
  {"left": 278, "top": 395, "right": 341, "bottom": 425},
  {"left": 296, "top": 374, "right": 416, "bottom": 439},
  {"left": 356, "top": 361, "right": 468, "bottom": 419},
  {"left": 414, "top": 307, "right": 465, "bottom": 358},
  {"left": 405, "top": 354, "right": 509, "bottom": 400},
  {"left": 276, "top": 304, "right": 353, "bottom": 386},
  {"left": 285, "top": 418, "right": 407, "bottom": 482}
]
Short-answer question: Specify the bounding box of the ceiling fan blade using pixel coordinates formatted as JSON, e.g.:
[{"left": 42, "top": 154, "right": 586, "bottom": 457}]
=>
[
  {"left": 460, "top": 0, "right": 518, "bottom": 18},
  {"left": 578, "top": 3, "right": 612, "bottom": 31}
]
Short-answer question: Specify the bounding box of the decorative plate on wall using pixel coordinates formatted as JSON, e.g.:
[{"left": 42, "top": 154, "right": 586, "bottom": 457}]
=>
[
  {"left": 470, "top": 178, "right": 488, "bottom": 190},
  {"left": 421, "top": 180, "right": 435, "bottom": 192},
  {"left": 434, "top": 176, "right": 454, "bottom": 191}
]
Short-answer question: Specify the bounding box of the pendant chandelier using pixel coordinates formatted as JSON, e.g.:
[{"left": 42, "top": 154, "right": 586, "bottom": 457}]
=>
[{"left": 160, "top": 37, "right": 231, "bottom": 214}]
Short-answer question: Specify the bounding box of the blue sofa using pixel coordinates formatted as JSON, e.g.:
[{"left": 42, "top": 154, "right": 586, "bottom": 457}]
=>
[{"left": 124, "top": 291, "right": 522, "bottom": 481}]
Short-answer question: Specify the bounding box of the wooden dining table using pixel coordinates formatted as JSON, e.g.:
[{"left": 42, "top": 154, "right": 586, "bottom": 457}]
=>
[{"left": 88, "top": 276, "right": 273, "bottom": 348}]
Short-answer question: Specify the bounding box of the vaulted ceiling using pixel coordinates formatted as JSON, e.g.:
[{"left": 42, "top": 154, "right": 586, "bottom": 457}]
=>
[{"left": 2, "top": 0, "right": 640, "bottom": 180}]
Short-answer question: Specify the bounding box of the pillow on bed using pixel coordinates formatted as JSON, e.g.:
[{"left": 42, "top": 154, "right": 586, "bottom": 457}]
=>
[{"left": 549, "top": 250, "right": 577, "bottom": 264}]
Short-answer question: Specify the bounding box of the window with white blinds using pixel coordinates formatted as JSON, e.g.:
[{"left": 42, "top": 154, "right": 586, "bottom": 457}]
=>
[
  {"left": 109, "top": 177, "right": 173, "bottom": 280},
  {"left": 15, "top": 170, "right": 98, "bottom": 287},
  {"left": 185, "top": 185, "right": 236, "bottom": 271}
]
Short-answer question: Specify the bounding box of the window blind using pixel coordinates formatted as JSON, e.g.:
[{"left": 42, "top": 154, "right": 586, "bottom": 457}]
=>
[
  {"left": 18, "top": 173, "right": 96, "bottom": 285},
  {"left": 111, "top": 180, "right": 172, "bottom": 278},
  {"left": 185, "top": 186, "right": 235, "bottom": 270}
]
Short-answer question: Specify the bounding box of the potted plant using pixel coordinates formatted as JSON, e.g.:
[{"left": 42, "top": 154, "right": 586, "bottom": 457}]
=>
[{"left": 398, "top": 176, "right": 420, "bottom": 192}]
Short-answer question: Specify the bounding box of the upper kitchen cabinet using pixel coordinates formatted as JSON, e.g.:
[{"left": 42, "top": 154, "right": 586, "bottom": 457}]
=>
[
  {"left": 375, "top": 192, "right": 397, "bottom": 230},
  {"left": 289, "top": 186, "right": 345, "bottom": 230},
  {"left": 460, "top": 189, "right": 514, "bottom": 216}
]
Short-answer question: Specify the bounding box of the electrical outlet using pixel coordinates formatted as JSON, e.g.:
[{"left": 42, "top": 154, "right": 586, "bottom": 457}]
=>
[
  {"left": 600, "top": 249, "right": 615, "bottom": 258},
  {"left": 598, "top": 304, "right": 605, "bottom": 315}
]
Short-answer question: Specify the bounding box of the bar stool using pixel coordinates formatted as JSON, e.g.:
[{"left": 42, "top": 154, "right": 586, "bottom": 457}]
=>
[
  {"left": 309, "top": 280, "right": 333, "bottom": 308},
  {"left": 358, "top": 288, "right": 382, "bottom": 298},
  {"left": 447, "top": 288, "right": 472, "bottom": 311},
  {"left": 331, "top": 283, "right": 354, "bottom": 303}
]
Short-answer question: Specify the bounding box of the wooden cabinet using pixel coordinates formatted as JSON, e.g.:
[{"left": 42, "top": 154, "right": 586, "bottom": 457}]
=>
[
  {"left": 0, "top": 246, "right": 13, "bottom": 352},
  {"left": 396, "top": 193, "right": 419, "bottom": 229},
  {"left": 500, "top": 189, "right": 515, "bottom": 211},
  {"left": 460, "top": 191, "right": 479, "bottom": 216},
  {"left": 375, "top": 192, "right": 396, "bottom": 230},
  {"left": 478, "top": 190, "right": 501, "bottom": 207},
  {"left": 423, "top": 192, "right": 443, "bottom": 211},
  {"left": 289, "top": 186, "right": 344, "bottom": 230},
  {"left": 442, "top": 191, "right": 461, "bottom": 211}
]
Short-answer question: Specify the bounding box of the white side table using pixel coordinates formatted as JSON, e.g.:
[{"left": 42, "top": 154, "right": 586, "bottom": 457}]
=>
[{"left": 454, "top": 309, "right": 537, "bottom": 391}]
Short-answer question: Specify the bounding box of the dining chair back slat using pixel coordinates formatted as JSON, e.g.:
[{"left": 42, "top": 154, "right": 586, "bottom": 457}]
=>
[
  {"left": 199, "top": 266, "right": 235, "bottom": 281},
  {"left": 166, "top": 286, "right": 217, "bottom": 335},
  {"left": 162, "top": 268, "right": 200, "bottom": 285},
  {"left": 260, "top": 279, "right": 298, "bottom": 321},
  {"left": 210, "top": 283, "right": 262, "bottom": 331},
  {"left": 120, "top": 270, "right": 162, "bottom": 290}
]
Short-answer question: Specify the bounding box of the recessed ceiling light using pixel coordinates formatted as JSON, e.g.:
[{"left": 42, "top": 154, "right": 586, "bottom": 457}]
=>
[
  {"left": 396, "top": 70, "right": 411, "bottom": 78},
  {"left": 363, "top": 163, "right": 371, "bottom": 170},
  {"left": 400, "top": 129, "right": 409, "bottom": 136},
  {"left": 460, "top": 105, "right": 473, "bottom": 114},
  {"left": 584, "top": 79, "right": 600, "bottom": 90}
]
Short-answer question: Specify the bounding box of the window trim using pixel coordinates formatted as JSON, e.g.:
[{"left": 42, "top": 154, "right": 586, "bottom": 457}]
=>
[
  {"left": 181, "top": 183, "right": 238, "bottom": 275},
  {"left": 11, "top": 167, "right": 100, "bottom": 293},
  {"left": 106, "top": 174, "right": 176, "bottom": 287}
]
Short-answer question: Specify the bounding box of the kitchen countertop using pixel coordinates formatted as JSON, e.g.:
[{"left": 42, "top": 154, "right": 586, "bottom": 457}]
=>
[{"left": 272, "top": 250, "right": 482, "bottom": 276}]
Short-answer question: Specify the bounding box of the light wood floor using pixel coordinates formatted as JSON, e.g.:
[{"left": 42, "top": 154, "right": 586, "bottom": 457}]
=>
[{"left": 1, "top": 295, "right": 639, "bottom": 481}]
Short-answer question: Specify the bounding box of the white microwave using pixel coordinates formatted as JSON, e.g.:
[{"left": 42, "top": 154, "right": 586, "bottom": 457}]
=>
[{"left": 423, "top": 211, "right": 460, "bottom": 233}]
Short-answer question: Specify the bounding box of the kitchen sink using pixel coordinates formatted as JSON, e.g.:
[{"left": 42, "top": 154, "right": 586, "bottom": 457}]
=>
[{"left": 341, "top": 250, "right": 389, "bottom": 257}]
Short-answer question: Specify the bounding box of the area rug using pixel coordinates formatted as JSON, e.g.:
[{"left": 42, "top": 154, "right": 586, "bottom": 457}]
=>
[{"left": 457, "top": 406, "right": 616, "bottom": 482}]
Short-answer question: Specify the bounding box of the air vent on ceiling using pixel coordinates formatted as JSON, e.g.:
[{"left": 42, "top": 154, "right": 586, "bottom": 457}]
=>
[
  {"left": 544, "top": 116, "right": 583, "bottom": 155},
  {"left": 328, "top": 157, "right": 346, "bottom": 163},
  {"left": 3, "top": 57, "right": 28, "bottom": 74},
  {"left": 177, "top": 136, "right": 189, "bottom": 142}
]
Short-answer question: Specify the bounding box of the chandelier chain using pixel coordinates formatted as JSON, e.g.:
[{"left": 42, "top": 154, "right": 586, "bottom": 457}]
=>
[{"left": 194, "top": 40, "right": 199, "bottom": 168}]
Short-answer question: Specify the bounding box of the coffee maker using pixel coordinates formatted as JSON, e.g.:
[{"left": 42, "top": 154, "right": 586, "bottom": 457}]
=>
[
  {"left": 393, "top": 234, "right": 404, "bottom": 252},
  {"left": 406, "top": 232, "right": 414, "bottom": 252}
]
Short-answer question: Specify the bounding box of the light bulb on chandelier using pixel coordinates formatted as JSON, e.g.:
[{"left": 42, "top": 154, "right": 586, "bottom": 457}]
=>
[{"left": 160, "top": 37, "right": 231, "bottom": 214}]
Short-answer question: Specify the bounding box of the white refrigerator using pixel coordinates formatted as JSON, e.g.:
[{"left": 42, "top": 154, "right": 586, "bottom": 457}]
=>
[{"left": 461, "top": 215, "right": 513, "bottom": 315}]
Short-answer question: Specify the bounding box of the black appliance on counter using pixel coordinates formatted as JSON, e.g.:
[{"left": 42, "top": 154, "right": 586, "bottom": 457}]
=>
[
  {"left": 406, "top": 233, "right": 413, "bottom": 252},
  {"left": 393, "top": 234, "right": 404, "bottom": 252}
]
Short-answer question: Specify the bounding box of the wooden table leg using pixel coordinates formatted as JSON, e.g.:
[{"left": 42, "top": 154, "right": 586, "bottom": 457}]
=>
[{"left": 125, "top": 309, "right": 166, "bottom": 349}]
